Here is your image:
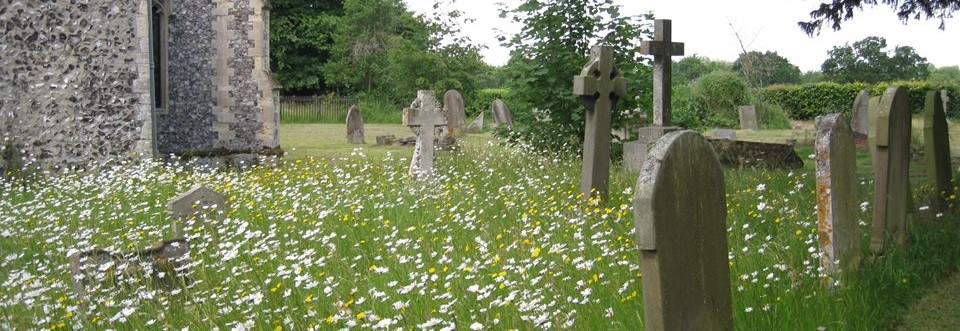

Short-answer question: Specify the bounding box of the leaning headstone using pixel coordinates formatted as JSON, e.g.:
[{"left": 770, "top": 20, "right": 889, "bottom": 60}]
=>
[
  {"left": 633, "top": 130, "right": 733, "bottom": 331},
  {"left": 924, "top": 91, "right": 953, "bottom": 212},
  {"left": 625, "top": 19, "right": 685, "bottom": 173},
  {"left": 443, "top": 90, "right": 467, "bottom": 136},
  {"left": 346, "top": 105, "right": 364, "bottom": 144},
  {"left": 492, "top": 99, "right": 513, "bottom": 127},
  {"left": 815, "top": 114, "right": 860, "bottom": 279},
  {"left": 168, "top": 186, "right": 228, "bottom": 236},
  {"left": 868, "top": 87, "right": 912, "bottom": 254},
  {"left": 851, "top": 90, "right": 870, "bottom": 145},
  {"left": 739, "top": 105, "right": 759, "bottom": 130},
  {"left": 465, "top": 112, "right": 484, "bottom": 134},
  {"left": 573, "top": 45, "right": 627, "bottom": 200},
  {"left": 403, "top": 90, "right": 447, "bottom": 180},
  {"left": 711, "top": 128, "right": 737, "bottom": 140}
]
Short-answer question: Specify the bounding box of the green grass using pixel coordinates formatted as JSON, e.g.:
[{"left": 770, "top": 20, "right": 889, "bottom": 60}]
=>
[{"left": 0, "top": 124, "right": 959, "bottom": 330}]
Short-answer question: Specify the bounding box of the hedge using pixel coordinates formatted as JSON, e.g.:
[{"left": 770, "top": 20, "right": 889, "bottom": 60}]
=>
[{"left": 759, "top": 81, "right": 960, "bottom": 120}]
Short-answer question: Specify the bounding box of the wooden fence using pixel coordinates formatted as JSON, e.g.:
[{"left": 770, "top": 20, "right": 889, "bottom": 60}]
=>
[{"left": 279, "top": 96, "right": 359, "bottom": 123}]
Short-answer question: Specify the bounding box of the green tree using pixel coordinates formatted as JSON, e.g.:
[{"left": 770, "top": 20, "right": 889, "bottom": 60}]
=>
[
  {"left": 800, "top": 70, "right": 825, "bottom": 84},
  {"left": 821, "top": 36, "right": 929, "bottom": 83},
  {"left": 270, "top": 0, "right": 343, "bottom": 95},
  {"left": 929, "top": 65, "right": 960, "bottom": 84},
  {"left": 500, "top": 0, "right": 653, "bottom": 153},
  {"left": 799, "top": 0, "right": 960, "bottom": 35},
  {"left": 732, "top": 51, "right": 802, "bottom": 86},
  {"left": 673, "top": 54, "right": 731, "bottom": 85}
]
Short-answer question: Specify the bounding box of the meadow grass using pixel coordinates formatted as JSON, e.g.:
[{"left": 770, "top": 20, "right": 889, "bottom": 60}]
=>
[{"left": 1, "top": 125, "right": 959, "bottom": 330}]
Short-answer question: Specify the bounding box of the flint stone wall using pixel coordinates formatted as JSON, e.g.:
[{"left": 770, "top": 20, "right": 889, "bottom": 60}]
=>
[{"left": 0, "top": 0, "right": 153, "bottom": 170}]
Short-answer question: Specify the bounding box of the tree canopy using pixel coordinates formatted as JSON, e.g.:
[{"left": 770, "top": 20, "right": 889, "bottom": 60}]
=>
[
  {"left": 673, "top": 55, "right": 731, "bottom": 84},
  {"left": 269, "top": 0, "right": 343, "bottom": 95},
  {"left": 732, "top": 51, "right": 802, "bottom": 87},
  {"left": 799, "top": 0, "right": 960, "bottom": 35},
  {"left": 821, "top": 36, "right": 929, "bottom": 83}
]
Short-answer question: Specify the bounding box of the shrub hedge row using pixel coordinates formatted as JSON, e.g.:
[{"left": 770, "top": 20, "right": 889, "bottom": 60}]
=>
[{"left": 760, "top": 81, "right": 960, "bottom": 119}]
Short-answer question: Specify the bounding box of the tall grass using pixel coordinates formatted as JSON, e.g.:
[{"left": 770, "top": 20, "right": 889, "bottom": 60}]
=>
[{"left": 0, "top": 137, "right": 958, "bottom": 330}]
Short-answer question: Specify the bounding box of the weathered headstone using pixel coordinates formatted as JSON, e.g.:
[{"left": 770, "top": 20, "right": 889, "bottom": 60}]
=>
[
  {"left": 868, "top": 87, "right": 912, "bottom": 254},
  {"left": 738, "top": 105, "right": 759, "bottom": 130},
  {"left": 346, "top": 105, "right": 365, "bottom": 144},
  {"left": 465, "top": 112, "right": 484, "bottom": 134},
  {"left": 851, "top": 90, "right": 870, "bottom": 145},
  {"left": 633, "top": 130, "right": 733, "bottom": 331},
  {"left": 443, "top": 90, "right": 467, "bottom": 136},
  {"left": 815, "top": 114, "right": 860, "bottom": 278},
  {"left": 711, "top": 128, "right": 737, "bottom": 140},
  {"left": 573, "top": 45, "right": 627, "bottom": 200},
  {"left": 943, "top": 90, "right": 950, "bottom": 114},
  {"left": 168, "top": 186, "right": 228, "bottom": 236},
  {"left": 403, "top": 90, "right": 447, "bottom": 180},
  {"left": 492, "top": 99, "right": 512, "bottom": 127},
  {"left": 924, "top": 91, "right": 953, "bottom": 212}
]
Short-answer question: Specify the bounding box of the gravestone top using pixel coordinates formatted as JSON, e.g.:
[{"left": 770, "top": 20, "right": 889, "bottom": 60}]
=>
[
  {"left": 924, "top": 91, "right": 953, "bottom": 212},
  {"left": 492, "top": 99, "right": 513, "bottom": 127},
  {"left": 167, "top": 186, "right": 227, "bottom": 236},
  {"left": 852, "top": 90, "right": 870, "bottom": 136},
  {"left": 443, "top": 90, "right": 467, "bottom": 136},
  {"left": 346, "top": 104, "right": 364, "bottom": 144},
  {"left": 640, "top": 19, "right": 684, "bottom": 127},
  {"left": 633, "top": 130, "right": 733, "bottom": 330},
  {"left": 573, "top": 45, "right": 627, "bottom": 200},
  {"left": 738, "top": 105, "right": 759, "bottom": 130},
  {"left": 815, "top": 113, "right": 860, "bottom": 278}
]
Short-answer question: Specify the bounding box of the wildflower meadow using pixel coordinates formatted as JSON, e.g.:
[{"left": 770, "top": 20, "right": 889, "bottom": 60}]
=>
[{"left": 1, "top": 137, "right": 959, "bottom": 330}]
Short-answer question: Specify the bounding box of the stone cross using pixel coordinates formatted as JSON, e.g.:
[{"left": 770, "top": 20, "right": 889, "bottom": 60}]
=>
[
  {"left": 573, "top": 45, "right": 627, "bottom": 200},
  {"left": 168, "top": 186, "right": 228, "bottom": 237},
  {"left": 815, "top": 114, "right": 860, "bottom": 279},
  {"left": 633, "top": 130, "right": 733, "bottom": 330},
  {"left": 404, "top": 90, "right": 447, "bottom": 180},
  {"left": 924, "top": 91, "right": 953, "bottom": 213},
  {"left": 640, "top": 19, "right": 684, "bottom": 126},
  {"left": 346, "top": 105, "right": 364, "bottom": 144},
  {"left": 868, "top": 87, "right": 912, "bottom": 254}
]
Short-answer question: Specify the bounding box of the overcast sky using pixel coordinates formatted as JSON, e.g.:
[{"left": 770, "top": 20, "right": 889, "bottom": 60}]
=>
[{"left": 403, "top": 0, "right": 960, "bottom": 72}]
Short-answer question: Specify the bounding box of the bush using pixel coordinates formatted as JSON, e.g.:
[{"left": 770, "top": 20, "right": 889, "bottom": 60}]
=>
[
  {"left": 756, "top": 102, "right": 792, "bottom": 129},
  {"left": 760, "top": 81, "right": 960, "bottom": 120},
  {"left": 694, "top": 70, "right": 752, "bottom": 128}
]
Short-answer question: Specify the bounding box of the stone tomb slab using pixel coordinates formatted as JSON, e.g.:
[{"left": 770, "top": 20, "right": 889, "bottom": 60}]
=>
[
  {"left": 868, "top": 86, "right": 912, "bottom": 254},
  {"left": 69, "top": 238, "right": 191, "bottom": 303},
  {"left": 924, "top": 91, "right": 953, "bottom": 212},
  {"left": 633, "top": 130, "right": 733, "bottom": 330},
  {"left": 815, "top": 114, "right": 860, "bottom": 278}
]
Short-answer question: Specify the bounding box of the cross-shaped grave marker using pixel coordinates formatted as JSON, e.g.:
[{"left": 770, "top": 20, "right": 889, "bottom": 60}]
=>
[
  {"left": 403, "top": 90, "right": 447, "bottom": 180},
  {"left": 640, "top": 19, "right": 684, "bottom": 127},
  {"left": 573, "top": 45, "right": 626, "bottom": 200}
]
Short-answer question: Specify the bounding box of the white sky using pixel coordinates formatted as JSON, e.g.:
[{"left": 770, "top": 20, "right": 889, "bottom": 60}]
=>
[{"left": 403, "top": 0, "right": 960, "bottom": 72}]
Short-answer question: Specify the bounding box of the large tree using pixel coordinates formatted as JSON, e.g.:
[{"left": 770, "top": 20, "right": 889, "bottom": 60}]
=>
[
  {"left": 799, "top": 0, "right": 960, "bottom": 35},
  {"left": 821, "top": 36, "right": 929, "bottom": 83},
  {"left": 270, "top": 0, "right": 343, "bottom": 95},
  {"left": 673, "top": 55, "right": 732, "bottom": 84},
  {"left": 732, "top": 51, "right": 802, "bottom": 86},
  {"left": 500, "top": 0, "right": 653, "bottom": 152}
]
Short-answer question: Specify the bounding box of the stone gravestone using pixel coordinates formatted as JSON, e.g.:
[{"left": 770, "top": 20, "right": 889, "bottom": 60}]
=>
[
  {"left": 168, "top": 186, "right": 228, "bottom": 237},
  {"left": 465, "top": 112, "right": 484, "bottom": 134},
  {"left": 403, "top": 90, "right": 447, "bottom": 180},
  {"left": 573, "top": 45, "right": 627, "bottom": 201},
  {"left": 868, "top": 87, "right": 912, "bottom": 254},
  {"left": 492, "top": 99, "right": 513, "bottom": 127},
  {"left": 924, "top": 91, "right": 953, "bottom": 212},
  {"left": 633, "top": 130, "right": 733, "bottom": 331},
  {"left": 738, "top": 105, "right": 759, "bottom": 130},
  {"left": 346, "top": 105, "right": 364, "bottom": 144},
  {"left": 815, "top": 114, "right": 860, "bottom": 278},
  {"left": 624, "top": 19, "right": 685, "bottom": 173},
  {"left": 711, "top": 129, "right": 736, "bottom": 140},
  {"left": 851, "top": 90, "right": 870, "bottom": 145},
  {"left": 443, "top": 90, "right": 467, "bottom": 136},
  {"left": 943, "top": 90, "right": 950, "bottom": 114}
]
